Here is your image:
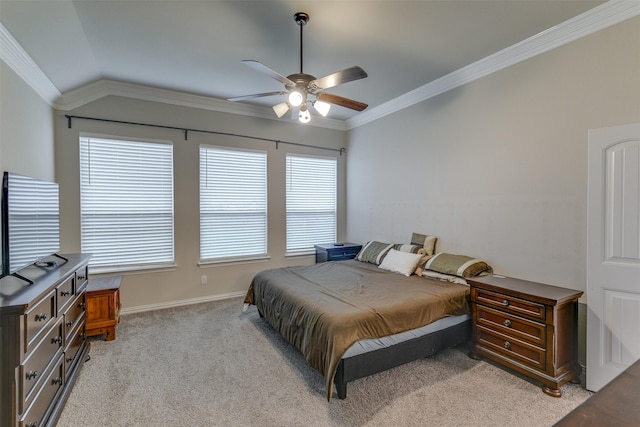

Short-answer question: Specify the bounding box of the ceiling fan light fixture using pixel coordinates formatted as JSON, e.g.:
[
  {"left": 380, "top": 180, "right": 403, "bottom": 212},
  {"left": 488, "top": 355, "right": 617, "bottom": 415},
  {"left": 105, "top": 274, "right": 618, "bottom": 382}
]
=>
[
  {"left": 288, "top": 90, "right": 304, "bottom": 107},
  {"left": 299, "top": 105, "right": 311, "bottom": 123},
  {"left": 272, "top": 102, "right": 290, "bottom": 118},
  {"left": 313, "top": 100, "right": 331, "bottom": 117}
]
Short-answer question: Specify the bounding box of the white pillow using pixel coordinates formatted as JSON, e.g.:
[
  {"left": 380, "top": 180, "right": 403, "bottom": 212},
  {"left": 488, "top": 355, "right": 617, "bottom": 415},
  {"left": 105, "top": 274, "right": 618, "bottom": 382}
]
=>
[{"left": 378, "top": 249, "right": 423, "bottom": 277}]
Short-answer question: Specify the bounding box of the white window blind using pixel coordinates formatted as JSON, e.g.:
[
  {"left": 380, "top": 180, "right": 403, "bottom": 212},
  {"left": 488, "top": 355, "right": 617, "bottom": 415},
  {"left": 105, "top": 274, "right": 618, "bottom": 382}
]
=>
[
  {"left": 80, "top": 136, "right": 174, "bottom": 270},
  {"left": 199, "top": 145, "right": 267, "bottom": 261},
  {"left": 286, "top": 154, "right": 337, "bottom": 253}
]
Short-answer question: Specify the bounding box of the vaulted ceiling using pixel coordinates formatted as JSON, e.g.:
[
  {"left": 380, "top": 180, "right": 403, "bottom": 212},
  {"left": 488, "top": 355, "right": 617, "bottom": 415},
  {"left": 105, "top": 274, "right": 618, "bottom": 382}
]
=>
[{"left": 0, "top": 1, "right": 614, "bottom": 127}]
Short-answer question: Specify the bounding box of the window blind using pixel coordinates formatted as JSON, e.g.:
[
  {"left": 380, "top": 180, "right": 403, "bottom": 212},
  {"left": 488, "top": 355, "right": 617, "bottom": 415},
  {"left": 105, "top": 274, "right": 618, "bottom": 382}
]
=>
[
  {"left": 286, "top": 154, "right": 337, "bottom": 253},
  {"left": 80, "top": 136, "right": 174, "bottom": 270},
  {"left": 199, "top": 145, "right": 267, "bottom": 261}
]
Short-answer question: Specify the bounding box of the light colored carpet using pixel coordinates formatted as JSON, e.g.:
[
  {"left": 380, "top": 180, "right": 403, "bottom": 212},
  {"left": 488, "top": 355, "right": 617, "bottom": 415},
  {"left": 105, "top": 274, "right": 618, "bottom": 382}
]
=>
[{"left": 57, "top": 297, "right": 591, "bottom": 426}]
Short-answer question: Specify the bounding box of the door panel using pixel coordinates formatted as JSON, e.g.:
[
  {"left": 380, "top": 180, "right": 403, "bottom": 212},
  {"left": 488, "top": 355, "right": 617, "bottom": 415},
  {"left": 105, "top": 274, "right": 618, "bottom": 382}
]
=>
[{"left": 587, "top": 123, "right": 640, "bottom": 392}]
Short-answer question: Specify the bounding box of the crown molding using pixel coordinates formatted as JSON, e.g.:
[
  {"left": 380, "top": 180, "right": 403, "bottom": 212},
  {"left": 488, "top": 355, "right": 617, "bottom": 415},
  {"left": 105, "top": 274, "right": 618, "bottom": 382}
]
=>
[
  {"left": 53, "top": 79, "right": 348, "bottom": 131},
  {"left": 0, "top": 22, "right": 61, "bottom": 104},
  {"left": 346, "top": 0, "right": 640, "bottom": 130}
]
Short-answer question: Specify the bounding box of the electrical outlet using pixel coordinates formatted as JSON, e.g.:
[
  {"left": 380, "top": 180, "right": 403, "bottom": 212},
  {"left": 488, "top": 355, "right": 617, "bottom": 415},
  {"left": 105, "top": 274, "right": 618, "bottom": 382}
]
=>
[{"left": 201, "top": 275, "right": 207, "bottom": 285}]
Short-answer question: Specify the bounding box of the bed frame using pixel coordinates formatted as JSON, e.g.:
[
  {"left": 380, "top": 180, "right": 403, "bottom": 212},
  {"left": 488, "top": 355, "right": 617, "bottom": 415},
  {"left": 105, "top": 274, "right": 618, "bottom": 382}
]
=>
[{"left": 333, "top": 318, "right": 471, "bottom": 399}]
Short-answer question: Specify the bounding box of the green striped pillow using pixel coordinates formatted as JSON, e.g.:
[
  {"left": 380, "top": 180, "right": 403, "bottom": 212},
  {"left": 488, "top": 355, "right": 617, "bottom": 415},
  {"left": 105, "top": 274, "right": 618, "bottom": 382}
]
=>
[
  {"left": 356, "top": 241, "right": 394, "bottom": 265},
  {"left": 410, "top": 232, "right": 437, "bottom": 256},
  {"left": 424, "top": 253, "right": 492, "bottom": 278}
]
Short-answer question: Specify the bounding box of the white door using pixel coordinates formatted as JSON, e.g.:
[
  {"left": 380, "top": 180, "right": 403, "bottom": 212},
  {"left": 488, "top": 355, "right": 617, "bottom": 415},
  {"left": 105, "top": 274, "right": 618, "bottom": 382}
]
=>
[{"left": 586, "top": 123, "right": 640, "bottom": 392}]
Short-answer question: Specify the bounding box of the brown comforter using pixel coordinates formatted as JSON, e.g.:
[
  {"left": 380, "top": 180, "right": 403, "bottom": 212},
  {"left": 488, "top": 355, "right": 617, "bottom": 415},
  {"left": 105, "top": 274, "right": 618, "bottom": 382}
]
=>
[{"left": 244, "top": 259, "right": 470, "bottom": 400}]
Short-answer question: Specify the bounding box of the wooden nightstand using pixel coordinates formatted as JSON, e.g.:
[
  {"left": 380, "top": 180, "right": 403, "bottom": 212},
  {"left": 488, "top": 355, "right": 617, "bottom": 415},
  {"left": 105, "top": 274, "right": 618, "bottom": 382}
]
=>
[
  {"left": 314, "top": 243, "right": 362, "bottom": 263},
  {"left": 86, "top": 276, "right": 122, "bottom": 341},
  {"left": 468, "top": 274, "right": 583, "bottom": 397}
]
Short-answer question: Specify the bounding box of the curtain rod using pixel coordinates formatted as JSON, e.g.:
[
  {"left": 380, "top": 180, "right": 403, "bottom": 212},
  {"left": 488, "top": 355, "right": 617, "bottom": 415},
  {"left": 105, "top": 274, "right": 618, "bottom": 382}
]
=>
[{"left": 64, "top": 115, "right": 346, "bottom": 155}]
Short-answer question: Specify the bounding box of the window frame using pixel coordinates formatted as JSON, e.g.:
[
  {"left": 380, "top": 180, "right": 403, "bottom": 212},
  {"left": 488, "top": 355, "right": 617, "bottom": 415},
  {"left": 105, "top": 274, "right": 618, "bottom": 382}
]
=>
[
  {"left": 285, "top": 153, "right": 338, "bottom": 256},
  {"left": 79, "top": 134, "right": 176, "bottom": 274},
  {"left": 198, "top": 144, "right": 269, "bottom": 265}
]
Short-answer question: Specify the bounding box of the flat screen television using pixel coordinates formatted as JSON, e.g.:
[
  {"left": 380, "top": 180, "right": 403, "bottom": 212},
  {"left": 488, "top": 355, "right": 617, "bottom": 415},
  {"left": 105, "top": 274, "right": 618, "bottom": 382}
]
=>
[{"left": 1, "top": 172, "right": 61, "bottom": 279}]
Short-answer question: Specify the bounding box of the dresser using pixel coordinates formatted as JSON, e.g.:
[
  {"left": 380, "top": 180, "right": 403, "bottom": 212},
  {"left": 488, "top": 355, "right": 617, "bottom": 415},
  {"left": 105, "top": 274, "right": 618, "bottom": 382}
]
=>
[
  {"left": 86, "top": 276, "right": 122, "bottom": 341},
  {"left": 0, "top": 253, "right": 91, "bottom": 427},
  {"left": 468, "top": 274, "right": 583, "bottom": 397},
  {"left": 314, "top": 243, "right": 362, "bottom": 263}
]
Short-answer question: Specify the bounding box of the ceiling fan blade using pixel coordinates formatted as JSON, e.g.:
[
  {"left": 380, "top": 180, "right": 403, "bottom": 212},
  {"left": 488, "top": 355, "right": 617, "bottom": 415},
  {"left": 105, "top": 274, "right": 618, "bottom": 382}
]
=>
[
  {"left": 227, "top": 91, "right": 287, "bottom": 102},
  {"left": 242, "top": 60, "right": 295, "bottom": 87},
  {"left": 311, "top": 66, "right": 367, "bottom": 90},
  {"left": 316, "top": 93, "right": 368, "bottom": 111}
]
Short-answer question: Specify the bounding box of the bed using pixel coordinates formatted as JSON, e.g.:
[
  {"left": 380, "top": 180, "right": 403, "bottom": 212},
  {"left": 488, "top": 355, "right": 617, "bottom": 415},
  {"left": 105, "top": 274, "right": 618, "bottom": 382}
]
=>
[{"left": 243, "top": 240, "right": 493, "bottom": 400}]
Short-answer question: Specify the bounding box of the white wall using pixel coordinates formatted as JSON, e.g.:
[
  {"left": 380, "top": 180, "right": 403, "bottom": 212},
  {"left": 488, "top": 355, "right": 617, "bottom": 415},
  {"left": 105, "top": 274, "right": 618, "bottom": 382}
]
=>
[
  {"left": 0, "top": 61, "right": 55, "bottom": 180},
  {"left": 55, "top": 96, "right": 347, "bottom": 311},
  {"left": 346, "top": 16, "right": 640, "bottom": 294}
]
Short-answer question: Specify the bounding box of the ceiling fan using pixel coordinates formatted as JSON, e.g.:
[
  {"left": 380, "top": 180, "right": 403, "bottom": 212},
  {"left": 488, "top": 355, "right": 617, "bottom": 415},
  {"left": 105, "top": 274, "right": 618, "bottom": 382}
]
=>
[{"left": 227, "top": 12, "right": 368, "bottom": 123}]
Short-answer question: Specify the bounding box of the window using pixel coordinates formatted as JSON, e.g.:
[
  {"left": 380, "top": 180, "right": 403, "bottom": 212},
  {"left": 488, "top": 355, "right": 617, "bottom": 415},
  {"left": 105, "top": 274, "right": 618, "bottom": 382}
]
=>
[
  {"left": 199, "top": 145, "right": 267, "bottom": 262},
  {"left": 286, "top": 154, "right": 337, "bottom": 254},
  {"left": 80, "top": 136, "right": 174, "bottom": 271}
]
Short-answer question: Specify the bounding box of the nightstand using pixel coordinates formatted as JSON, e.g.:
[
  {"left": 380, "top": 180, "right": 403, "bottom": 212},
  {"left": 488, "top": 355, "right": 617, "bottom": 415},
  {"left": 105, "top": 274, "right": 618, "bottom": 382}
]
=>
[
  {"left": 314, "top": 243, "right": 362, "bottom": 263},
  {"left": 468, "top": 274, "right": 583, "bottom": 397},
  {"left": 86, "top": 276, "right": 122, "bottom": 341}
]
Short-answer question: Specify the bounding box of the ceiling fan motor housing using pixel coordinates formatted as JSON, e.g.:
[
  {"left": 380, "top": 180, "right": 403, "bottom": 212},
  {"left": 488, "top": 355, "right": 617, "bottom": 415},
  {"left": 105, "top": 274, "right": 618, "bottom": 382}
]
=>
[{"left": 285, "top": 73, "right": 317, "bottom": 92}]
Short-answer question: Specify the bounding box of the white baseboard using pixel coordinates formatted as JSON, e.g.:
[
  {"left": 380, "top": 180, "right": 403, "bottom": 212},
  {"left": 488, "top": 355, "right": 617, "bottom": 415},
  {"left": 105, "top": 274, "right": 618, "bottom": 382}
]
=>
[{"left": 120, "top": 291, "right": 247, "bottom": 315}]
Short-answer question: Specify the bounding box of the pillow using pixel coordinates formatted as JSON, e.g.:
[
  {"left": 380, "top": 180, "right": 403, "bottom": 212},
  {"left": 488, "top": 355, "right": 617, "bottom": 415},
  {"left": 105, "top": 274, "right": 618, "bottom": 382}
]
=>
[
  {"left": 422, "top": 270, "right": 468, "bottom": 285},
  {"left": 393, "top": 243, "right": 422, "bottom": 254},
  {"left": 356, "top": 241, "right": 394, "bottom": 265},
  {"left": 411, "top": 232, "right": 438, "bottom": 256},
  {"left": 413, "top": 254, "right": 433, "bottom": 276},
  {"left": 378, "top": 249, "right": 423, "bottom": 277},
  {"left": 424, "top": 252, "right": 493, "bottom": 278}
]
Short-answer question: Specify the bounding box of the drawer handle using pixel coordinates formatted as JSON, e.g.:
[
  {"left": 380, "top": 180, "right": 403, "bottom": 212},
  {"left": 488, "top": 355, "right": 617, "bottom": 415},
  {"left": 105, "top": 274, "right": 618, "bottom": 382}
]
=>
[
  {"left": 502, "top": 299, "right": 509, "bottom": 307},
  {"left": 52, "top": 336, "right": 63, "bottom": 345},
  {"left": 503, "top": 319, "right": 512, "bottom": 327},
  {"left": 27, "top": 422, "right": 38, "bottom": 427},
  {"left": 52, "top": 377, "right": 63, "bottom": 385},
  {"left": 26, "top": 370, "right": 38, "bottom": 380},
  {"left": 504, "top": 341, "right": 511, "bottom": 350},
  {"left": 35, "top": 313, "right": 48, "bottom": 321},
  {"left": 66, "top": 320, "right": 74, "bottom": 327},
  {"left": 66, "top": 356, "right": 74, "bottom": 363},
  {"left": 79, "top": 302, "right": 86, "bottom": 309},
  {"left": 60, "top": 290, "right": 72, "bottom": 297}
]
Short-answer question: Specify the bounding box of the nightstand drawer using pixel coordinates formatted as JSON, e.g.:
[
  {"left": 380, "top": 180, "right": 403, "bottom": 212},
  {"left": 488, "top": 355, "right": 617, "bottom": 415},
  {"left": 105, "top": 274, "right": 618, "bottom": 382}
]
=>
[
  {"left": 314, "top": 243, "right": 362, "bottom": 263},
  {"left": 476, "top": 305, "right": 546, "bottom": 346},
  {"left": 327, "top": 248, "right": 360, "bottom": 260},
  {"left": 474, "top": 288, "right": 546, "bottom": 321},
  {"left": 477, "top": 326, "right": 546, "bottom": 370}
]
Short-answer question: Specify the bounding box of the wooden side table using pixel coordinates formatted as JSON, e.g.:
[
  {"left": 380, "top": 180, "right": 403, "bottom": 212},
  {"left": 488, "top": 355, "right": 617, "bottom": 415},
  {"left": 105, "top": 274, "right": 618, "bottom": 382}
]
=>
[
  {"left": 86, "top": 276, "right": 122, "bottom": 341},
  {"left": 468, "top": 274, "right": 583, "bottom": 397}
]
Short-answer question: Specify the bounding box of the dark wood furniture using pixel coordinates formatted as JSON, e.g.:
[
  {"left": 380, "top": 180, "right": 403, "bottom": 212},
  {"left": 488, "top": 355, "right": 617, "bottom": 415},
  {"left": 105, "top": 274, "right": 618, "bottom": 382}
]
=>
[
  {"left": 0, "top": 254, "right": 91, "bottom": 427},
  {"left": 314, "top": 242, "right": 362, "bottom": 263},
  {"left": 468, "top": 274, "right": 583, "bottom": 397},
  {"left": 86, "top": 276, "right": 122, "bottom": 341},
  {"left": 554, "top": 358, "right": 640, "bottom": 426}
]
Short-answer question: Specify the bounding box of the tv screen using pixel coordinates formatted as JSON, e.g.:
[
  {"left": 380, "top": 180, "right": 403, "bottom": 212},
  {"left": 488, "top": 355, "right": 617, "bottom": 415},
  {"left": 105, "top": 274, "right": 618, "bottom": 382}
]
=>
[{"left": 1, "top": 172, "right": 60, "bottom": 277}]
